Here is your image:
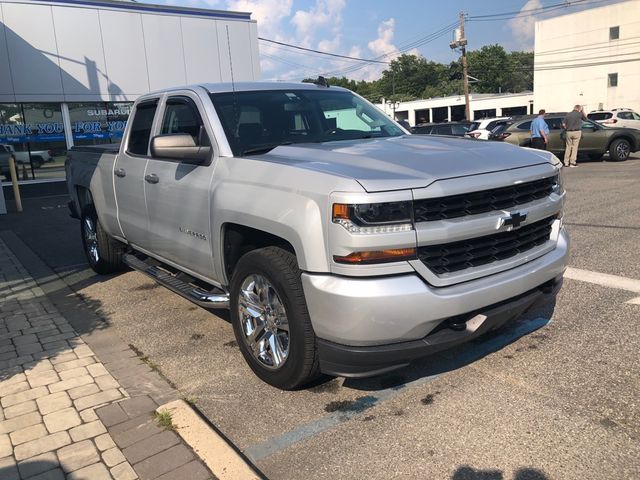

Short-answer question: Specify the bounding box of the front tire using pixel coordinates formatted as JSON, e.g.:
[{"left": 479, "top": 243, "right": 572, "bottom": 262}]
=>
[
  {"left": 609, "top": 138, "right": 630, "bottom": 161},
  {"left": 80, "top": 204, "right": 126, "bottom": 274},
  {"left": 230, "top": 247, "right": 320, "bottom": 390}
]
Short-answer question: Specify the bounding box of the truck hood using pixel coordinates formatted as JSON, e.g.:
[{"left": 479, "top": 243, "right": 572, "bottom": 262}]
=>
[{"left": 251, "top": 135, "right": 556, "bottom": 192}]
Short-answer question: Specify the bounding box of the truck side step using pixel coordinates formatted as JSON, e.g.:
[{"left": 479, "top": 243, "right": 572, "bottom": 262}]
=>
[{"left": 123, "top": 253, "right": 230, "bottom": 309}]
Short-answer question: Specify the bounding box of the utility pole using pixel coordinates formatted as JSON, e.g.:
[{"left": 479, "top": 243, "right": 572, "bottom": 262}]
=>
[{"left": 450, "top": 11, "right": 470, "bottom": 121}]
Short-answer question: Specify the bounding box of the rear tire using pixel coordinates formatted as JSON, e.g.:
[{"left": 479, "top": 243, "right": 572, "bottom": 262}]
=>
[
  {"left": 230, "top": 246, "right": 320, "bottom": 390},
  {"left": 609, "top": 138, "right": 630, "bottom": 161},
  {"left": 80, "top": 204, "right": 126, "bottom": 274}
]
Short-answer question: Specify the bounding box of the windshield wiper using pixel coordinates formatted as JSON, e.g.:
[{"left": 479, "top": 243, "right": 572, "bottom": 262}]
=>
[{"left": 241, "top": 142, "right": 292, "bottom": 156}]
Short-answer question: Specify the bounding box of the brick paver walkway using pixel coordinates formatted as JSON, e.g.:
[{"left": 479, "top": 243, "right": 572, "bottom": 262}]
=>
[
  {"left": 0, "top": 239, "right": 137, "bottom": 479},
  {"left": 0, "top": 238, "right": 213, "bottom": 480}
]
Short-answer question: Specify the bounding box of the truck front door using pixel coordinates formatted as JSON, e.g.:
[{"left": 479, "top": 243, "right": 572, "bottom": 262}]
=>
[
  {"left": 113, "top": 99, "right": 159, "bottom": 248},
  {"left": 143, "top": 93, "right": 216, "bottom": 279}
]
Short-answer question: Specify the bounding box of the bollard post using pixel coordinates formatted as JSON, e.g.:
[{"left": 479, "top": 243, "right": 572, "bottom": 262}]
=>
[{"left": 8, "top": 154, "right": 23, "bottom": 213}]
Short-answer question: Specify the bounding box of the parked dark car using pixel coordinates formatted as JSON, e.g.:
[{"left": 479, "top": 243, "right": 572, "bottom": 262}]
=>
[
  {"left": 411, "top": 121, "right": 472, "bottom": 137},
  {"left": 490, "top": 114, "right": 640, "bottom": 161}
]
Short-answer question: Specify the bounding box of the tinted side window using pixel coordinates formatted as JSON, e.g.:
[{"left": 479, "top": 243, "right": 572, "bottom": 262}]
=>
[
  {"left": 486, "top": 121, "right": 500, "bottom": 131},
  {"left": 127, "top": 101, "right": 158, "bottom": 155},
  {"left": 435, "top": 125, "right": 452, "bottom": 135},
  {"left": 617, "top": 112, "right": 632, "bottom": 120},
  {"left": 451, "top": 124, "right": 469, "bottom": 135},
  {"left": 161, "top": 97, "right": 208, "bottom": 145},
  {"left": 587, "top": 112, "right": 612, "bottom": 121},
  {"left": 517, "top": 121, "right": 532, "bottom": 131},
  {"left": 546, "top": 118, "right": 563, "bottom": 130}
]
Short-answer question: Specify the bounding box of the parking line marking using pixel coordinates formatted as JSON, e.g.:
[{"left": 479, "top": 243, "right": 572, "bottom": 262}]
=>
[
  {"left": 564, "top": 267, "right": 640, "bottom": 304},
  {"left": 243, "top": 317, "right": 550, "bottom": 463}
]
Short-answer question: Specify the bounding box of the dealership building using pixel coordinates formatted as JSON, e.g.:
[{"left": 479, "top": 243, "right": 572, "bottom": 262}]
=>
[
  {"left": 377, "top": 91, "right": 535, "bottom": 126},
  {"left": 534, "top": 0, "right": 640, "bottom": 114},
  {"left": 0, "top": 0, "right": 259, "bottom": 185}
]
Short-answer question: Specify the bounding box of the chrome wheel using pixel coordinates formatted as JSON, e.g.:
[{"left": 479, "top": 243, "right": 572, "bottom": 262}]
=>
[
  {"left": 238, "top": 274, "right": 290, "bottom": 370},
  {"left": 616, "top": 141, "right": 630, "bottom": 159},
  {"left": 83, "top": 216, "right": 99, "bottom": 265}
]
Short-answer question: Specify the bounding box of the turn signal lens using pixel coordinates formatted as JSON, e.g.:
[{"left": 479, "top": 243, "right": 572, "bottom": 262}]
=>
[
  {"left": 332, "top": 203, "right": 350, "bottom": 220},
  {"left": 333, "top": 248, "right": 417, "bottom": 265}
]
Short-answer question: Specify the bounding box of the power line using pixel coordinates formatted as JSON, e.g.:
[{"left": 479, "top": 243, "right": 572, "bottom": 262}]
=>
[
  {"left": 320, "top": 21, "right": 458, "bottom": 78},
  {"left": 260, "top": 19, "right": 459, "bottom": 80},
  {"left": 258, "top": 37, "right": 389, "bottom": 64},
  {"left": 534, "top": 37, "right": 640, "bottom": 56},
  {"left": 467, "top": 0, "right": 608, "bottom": 20}
]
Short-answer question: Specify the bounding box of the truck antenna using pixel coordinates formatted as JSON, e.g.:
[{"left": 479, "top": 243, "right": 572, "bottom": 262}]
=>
[{"left": 226, "top": 25, "right": 240, "bottom": 136}]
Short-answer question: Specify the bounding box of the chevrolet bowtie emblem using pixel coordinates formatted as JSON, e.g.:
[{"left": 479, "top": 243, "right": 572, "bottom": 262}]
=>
[{"left": 500, "top": 212, "right": 528, "bottom": 229}]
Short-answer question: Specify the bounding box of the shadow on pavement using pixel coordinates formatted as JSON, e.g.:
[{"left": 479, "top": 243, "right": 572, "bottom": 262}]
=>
[
  {"left": 0, "top": 460, "right": 62, "bottom": 479},
  {"left": 342, "top": 297, "right": 556, "bottom": 392},
  {"left": 452, "top": 466, "right": 549, "bottom": 480}
]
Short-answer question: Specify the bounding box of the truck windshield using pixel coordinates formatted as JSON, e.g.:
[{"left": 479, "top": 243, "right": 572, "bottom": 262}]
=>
[{"left": 210, "top": 89, "right": 404, "bottom": 156}]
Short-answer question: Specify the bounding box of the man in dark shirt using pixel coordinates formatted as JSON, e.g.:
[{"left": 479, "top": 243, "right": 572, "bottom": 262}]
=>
[{"left": 562, "top": 105, "right": 587, "bottom": 167}]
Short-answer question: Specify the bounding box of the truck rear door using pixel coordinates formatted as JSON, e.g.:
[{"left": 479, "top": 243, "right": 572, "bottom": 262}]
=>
[{"left": 113, "top": 98, "right": 159, "bottom": 247}]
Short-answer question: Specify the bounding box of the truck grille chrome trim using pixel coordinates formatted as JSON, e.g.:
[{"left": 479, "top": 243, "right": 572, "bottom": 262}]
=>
[
  {"left": 413, "top": 176, "right": 557, "bottom": 222},
  {"left": 417, "top": 215, "right": 556, "bottom": 274}
]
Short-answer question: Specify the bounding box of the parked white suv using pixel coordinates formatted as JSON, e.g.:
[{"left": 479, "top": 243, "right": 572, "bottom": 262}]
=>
[
  {"left": 466, "top": 117, "right": 512, "bottom": 140},
  {"left": 587, "top": 109, "right": 640, "bottom": 129}
]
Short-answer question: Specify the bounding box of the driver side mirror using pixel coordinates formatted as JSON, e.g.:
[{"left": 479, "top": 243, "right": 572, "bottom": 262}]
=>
[{"left": 150, "top": 134, "right": 211, "bottom": 164}]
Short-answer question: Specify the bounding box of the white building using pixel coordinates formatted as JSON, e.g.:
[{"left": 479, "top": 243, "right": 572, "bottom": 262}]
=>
[
  {"left": 377, "top": 92, "right": 535, "bottom": 126},
  {"left": 534, "top": 0, "right": 640, "bottom": 113},
  {"left": 0, "top": 0, "right": 258, "bottom": 183}
]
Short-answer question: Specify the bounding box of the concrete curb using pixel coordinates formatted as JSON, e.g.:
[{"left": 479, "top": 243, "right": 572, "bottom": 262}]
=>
[{"left": 157, "top": 400, "right": 262, "bottom": 480}]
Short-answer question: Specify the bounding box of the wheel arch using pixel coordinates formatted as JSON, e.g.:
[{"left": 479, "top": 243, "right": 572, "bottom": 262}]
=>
[
  {"left": 607, "top": 134, "right": 636, "bottom": 153},
  {"left": 222, "top": 223, "right": 298, "bottom": 282}
]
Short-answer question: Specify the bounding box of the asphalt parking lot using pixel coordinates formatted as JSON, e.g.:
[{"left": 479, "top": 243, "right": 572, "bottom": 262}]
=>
[{"left": 2, "top": 154, "right": 639, "bottom": 480}]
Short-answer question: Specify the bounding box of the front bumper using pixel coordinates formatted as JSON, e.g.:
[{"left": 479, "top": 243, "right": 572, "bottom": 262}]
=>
[
  {"left": 317, "top": 278, "right": 561, "bottom": 377},
  {"left": 301, "top": 227, "right": 569, "bottom": 377}
]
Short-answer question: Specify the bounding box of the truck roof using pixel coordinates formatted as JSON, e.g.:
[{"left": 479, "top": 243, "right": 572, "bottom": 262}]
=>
[
  {"left": 145, "top": 82, "right": 349, "bottom": 96},
  {"left": 202, "top": 82, "right": 348, "bottom": 93}
]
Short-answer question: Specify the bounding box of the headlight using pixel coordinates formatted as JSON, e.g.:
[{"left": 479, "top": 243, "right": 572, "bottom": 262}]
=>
[
  {"left": 552, "top": 167, "right": 565, "bottom": 195},
  {"left": 332, "top": 201, "right": 414, "bottom": 234}
]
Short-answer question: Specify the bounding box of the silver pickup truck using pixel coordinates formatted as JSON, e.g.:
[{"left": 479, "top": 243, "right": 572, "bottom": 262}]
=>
[{"left": 66, "top": 82, "right": 569, "bottom": 389}]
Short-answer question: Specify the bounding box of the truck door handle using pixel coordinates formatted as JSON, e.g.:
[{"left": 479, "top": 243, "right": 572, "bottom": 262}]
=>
[
  {"left": 144, "top": 174, "right": 159, "bottom": 184},
  {"left": 114, "top": 168, "right": 126, "bottom": 178}
]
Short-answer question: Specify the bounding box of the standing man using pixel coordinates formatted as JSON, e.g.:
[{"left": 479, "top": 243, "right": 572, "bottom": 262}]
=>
[
  {"left": 530, "top": 109, "right": 549, "bottom": 150},
  {"left": 562, "top": 104, "right": 587, "bottom": 167}
]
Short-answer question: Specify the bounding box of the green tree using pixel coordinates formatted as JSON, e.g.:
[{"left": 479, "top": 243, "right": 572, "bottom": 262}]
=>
[
  {"left": 466, "top": 45, "right": 533, "bottom": 93},
  {"left": 301, "top": 47, "right": 533, "bottom": 101}
]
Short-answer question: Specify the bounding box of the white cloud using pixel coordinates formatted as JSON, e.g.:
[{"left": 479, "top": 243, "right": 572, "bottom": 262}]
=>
[
  {"left": 367, "top": 18, "right": 397, "bottom": 58},
  {"left": 344, "top": 17, "right": 402, "bottom": 82},
  {"left": 226, "top": 0, "right": 293, "bottom": 38},
  {"left": 508, "top": 0, "right": 542, "bottom": 50},
  {"left": 318, "top": 35, "right": 342, "bottom": 52},
  {"left": 291, "top": 0, "right": 346, "bottom": 46}
]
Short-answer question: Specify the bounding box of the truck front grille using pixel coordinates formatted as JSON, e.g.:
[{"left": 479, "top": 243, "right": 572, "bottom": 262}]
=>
[
  {"left": 417, "top": 216, "right": 556, "bottom": 274},
  {"left": 413, "top": 176, "right": 557, "bottom": 222}
]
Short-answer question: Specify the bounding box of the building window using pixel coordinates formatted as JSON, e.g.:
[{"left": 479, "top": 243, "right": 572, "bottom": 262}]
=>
[
  {"left": 608, "top": 73, "right": 618, "bottom": 87},
  {"left": 609, "top": 26, "right": 619, "bottom": 40},
  {"left": 68, "top": 102, "right": 132, "bottom": 147},
  {"left": 0, "top": 103, "right": 66, "bottom": 182}
]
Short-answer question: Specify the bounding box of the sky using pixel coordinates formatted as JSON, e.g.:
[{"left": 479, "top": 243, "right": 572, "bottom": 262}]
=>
[{"left": 142, "top": 0, "right": 626, "bottom": 82}]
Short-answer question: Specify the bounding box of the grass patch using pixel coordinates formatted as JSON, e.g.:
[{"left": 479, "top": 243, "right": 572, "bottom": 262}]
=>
[{"left": 155, "top": 410, "right": 174, "bottom": 430}]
